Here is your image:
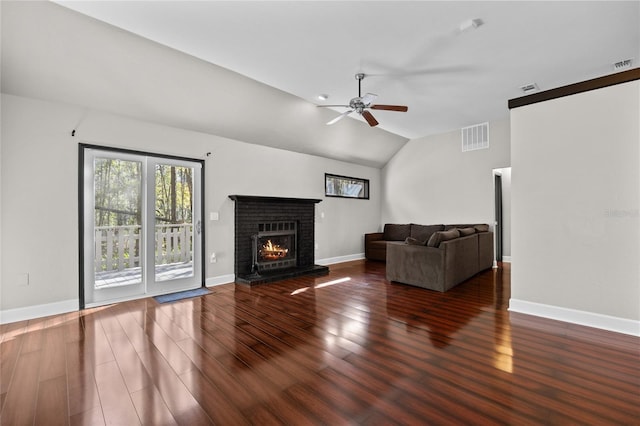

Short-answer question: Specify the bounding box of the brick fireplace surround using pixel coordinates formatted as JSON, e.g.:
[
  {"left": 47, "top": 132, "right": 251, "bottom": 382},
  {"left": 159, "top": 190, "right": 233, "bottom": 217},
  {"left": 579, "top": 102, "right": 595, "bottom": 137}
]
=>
[{"left": 229, "top": 195, "right": 329, "bottom": 285}]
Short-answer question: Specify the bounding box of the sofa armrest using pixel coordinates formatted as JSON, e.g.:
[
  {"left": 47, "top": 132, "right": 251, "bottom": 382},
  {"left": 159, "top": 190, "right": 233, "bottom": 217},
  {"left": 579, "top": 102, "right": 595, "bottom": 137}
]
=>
[
  {"left": 364, "top": 232, "right": 386, "bottom": 261},
  {"left": 386, "top": 242, "right": 446, "bottom": 291},
  {"left": 440, "top": 234, "right": 479, "bottom": 289},
  {"left": 365, "top": 232, "right": 384, "bottom": 243},
  {"left": 477, "top": 231, "right": 494, "bottom": 270}
]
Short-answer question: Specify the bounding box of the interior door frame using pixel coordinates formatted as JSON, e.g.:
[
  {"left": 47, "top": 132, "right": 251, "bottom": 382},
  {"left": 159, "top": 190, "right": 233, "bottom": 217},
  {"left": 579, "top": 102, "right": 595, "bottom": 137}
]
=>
[
  {"left": 78, "top": 143, "right": 205, "bottom": 309},
  {"left": 494, "top": 173, "right": 503, "bottom": 263}
]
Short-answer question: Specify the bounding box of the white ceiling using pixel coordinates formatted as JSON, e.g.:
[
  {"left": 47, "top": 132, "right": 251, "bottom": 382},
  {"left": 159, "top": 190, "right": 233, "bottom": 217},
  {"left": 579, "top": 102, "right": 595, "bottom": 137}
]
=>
[{"left": 3, "top": 1, "right": 639, "bottom": 167}]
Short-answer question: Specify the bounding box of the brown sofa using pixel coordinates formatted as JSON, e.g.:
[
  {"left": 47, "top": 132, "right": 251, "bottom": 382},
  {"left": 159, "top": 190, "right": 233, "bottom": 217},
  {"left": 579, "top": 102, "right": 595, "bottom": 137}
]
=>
[{"left": 366, "top": 223, "right": 494, "bottom": 292}]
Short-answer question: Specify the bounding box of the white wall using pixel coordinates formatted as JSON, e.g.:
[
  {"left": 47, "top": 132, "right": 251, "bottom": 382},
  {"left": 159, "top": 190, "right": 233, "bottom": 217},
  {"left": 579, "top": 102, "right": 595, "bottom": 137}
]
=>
[
  {"left": 510, "top": 80, "right": 640, "bottom": 330},
  {"left": 381, "top": 119, "right": 510, "bottom": 229},
  {"left": 0, "top": 94, "right": 381, "bottom": 315}
]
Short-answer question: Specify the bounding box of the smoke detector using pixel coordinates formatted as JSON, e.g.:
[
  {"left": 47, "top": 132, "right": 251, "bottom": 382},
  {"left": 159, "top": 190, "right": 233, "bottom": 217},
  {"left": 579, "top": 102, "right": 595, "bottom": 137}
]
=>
[
  {"left": 459, "top": 18, "right": 483, "bottom": 32},
  {"left": 613, "top": 59, "right": 633, "bottom": 71}
]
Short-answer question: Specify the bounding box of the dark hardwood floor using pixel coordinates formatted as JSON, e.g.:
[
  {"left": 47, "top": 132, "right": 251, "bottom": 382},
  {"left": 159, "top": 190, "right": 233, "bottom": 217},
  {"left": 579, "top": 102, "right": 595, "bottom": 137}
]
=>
[{"left": 1, "top": 261, "right": 639, "bottom": 425}]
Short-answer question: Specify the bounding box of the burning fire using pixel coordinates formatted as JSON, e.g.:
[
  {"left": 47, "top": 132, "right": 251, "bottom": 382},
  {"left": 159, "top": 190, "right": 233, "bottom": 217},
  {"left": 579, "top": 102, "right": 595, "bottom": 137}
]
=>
[{"left": 260, "top": 240, "right": 288, "bottom": 260}]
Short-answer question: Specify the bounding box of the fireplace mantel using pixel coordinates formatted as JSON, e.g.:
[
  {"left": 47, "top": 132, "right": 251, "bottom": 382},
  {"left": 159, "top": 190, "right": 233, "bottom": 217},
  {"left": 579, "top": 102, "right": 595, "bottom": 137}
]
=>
[
  {"left": 229, "top": 195, "right": 322, "bottom": 204},
  {"left": 229, "top": 194, "right": 328, "bottom": 285}
]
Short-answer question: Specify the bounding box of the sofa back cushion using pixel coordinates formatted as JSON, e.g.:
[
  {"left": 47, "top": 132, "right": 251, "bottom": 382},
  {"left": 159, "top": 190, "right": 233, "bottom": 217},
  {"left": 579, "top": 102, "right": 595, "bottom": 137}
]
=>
[
  {"left": 445, "top": 223, "right": 490, "bottom": 233},
  {"left": 426, "top": 229, "right": 461, "bottom": 247},
  {"left": 410, "top": 224, "right": 444, "bottom": 242},
  {"left": 444, "top": 224, "right": 474, "bottom": 231},
  {"left": 457, "top": 227, "right": 476, "bottom": 236},
  {"left": 474, "top": 224, "right": 490, "bottom": 233},
  {"left": 383, "top": 223, "right": 411, "bottom": 241}
]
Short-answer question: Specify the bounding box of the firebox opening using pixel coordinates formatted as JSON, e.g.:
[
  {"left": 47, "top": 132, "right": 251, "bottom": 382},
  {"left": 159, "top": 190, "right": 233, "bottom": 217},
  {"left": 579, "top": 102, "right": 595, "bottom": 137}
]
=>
[{"left": 255, "top": 221, "right": 297, "bottom": 272}]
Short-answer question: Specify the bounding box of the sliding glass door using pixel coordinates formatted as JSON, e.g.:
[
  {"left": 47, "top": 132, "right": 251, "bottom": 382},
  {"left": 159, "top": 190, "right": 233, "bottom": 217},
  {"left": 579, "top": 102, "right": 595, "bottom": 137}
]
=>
[{"left": 82, "top": 147, "right": 203, "bottom": 307}]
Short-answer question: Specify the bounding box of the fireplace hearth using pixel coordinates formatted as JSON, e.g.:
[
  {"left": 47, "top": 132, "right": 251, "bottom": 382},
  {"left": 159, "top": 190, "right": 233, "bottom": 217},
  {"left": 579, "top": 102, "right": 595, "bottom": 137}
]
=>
[{"left": 229, "top": 195, "right": 329, "bottom": 285}]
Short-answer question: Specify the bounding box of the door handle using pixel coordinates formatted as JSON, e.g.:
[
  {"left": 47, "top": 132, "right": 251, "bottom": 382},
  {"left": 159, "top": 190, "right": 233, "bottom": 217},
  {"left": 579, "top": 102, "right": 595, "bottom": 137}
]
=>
[{"left": 196, "top": 219, "right": 202, "bottom": 235}]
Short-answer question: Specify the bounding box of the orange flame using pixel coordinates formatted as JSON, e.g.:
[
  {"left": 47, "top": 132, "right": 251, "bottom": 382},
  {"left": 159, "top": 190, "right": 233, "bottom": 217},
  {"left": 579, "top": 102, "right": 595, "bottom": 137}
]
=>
[{"left": 261, "top": 240, "right": 288, "bottom": 260}]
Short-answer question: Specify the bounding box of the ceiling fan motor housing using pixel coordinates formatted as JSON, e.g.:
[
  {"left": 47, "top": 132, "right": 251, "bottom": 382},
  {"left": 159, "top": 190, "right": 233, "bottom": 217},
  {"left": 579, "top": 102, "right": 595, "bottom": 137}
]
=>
[{"left": 349, "top": 98, "right": 366, "bottom": 114}]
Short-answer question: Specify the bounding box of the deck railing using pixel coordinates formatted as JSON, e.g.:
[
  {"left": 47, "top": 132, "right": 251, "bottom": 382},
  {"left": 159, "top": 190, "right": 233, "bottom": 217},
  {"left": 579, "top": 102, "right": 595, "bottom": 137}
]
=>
[{"left": 95, "top": 224, "right": 193, "bottom": 272}]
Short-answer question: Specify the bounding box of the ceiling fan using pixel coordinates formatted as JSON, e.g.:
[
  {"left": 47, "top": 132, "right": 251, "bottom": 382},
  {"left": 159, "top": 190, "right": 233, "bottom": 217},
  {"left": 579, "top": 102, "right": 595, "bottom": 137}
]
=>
[{"left": 318, "top": 73, "right": 408, "bottom": 127}]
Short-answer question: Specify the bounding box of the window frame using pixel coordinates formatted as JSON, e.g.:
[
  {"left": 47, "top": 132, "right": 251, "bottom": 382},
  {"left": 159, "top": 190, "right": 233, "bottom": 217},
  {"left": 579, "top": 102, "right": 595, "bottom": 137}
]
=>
[{"left": 324, "top": 173, "right": 370, "bottom": 200}]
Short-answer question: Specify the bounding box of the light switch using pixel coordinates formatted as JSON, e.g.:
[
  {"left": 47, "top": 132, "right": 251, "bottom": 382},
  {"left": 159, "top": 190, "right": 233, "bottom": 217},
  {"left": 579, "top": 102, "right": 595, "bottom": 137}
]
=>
[{"left": 210, "top": 212, "right": 219, "bottom": 221}]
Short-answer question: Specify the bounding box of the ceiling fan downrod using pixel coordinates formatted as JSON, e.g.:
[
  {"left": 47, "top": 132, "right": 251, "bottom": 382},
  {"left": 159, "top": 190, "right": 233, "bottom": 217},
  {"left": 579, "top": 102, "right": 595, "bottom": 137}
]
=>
[{"left": 355, "top": 73, "right": 365, "bottom": 98}]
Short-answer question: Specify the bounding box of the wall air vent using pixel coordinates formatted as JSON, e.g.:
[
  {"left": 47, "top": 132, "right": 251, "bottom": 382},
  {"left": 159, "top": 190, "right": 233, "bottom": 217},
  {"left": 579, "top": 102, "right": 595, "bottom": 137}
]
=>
[
  {"left": 613, "top": 59, "right": 633, "bottom": 71},
  {"left": 461, "top": 122, "right": 489, "bottom": 152},
  {"left": 519, "top": 83, "right": 539, "bottom": 94}
]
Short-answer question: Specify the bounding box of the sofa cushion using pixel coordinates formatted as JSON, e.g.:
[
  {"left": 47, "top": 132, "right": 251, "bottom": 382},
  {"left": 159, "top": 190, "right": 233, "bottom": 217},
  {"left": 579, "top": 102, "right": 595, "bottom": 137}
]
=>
[
  {"left": 404, "top": 236, "right": 427, "bottom": 245},
  {"left": 427, "top": 229, "right": 460, "bottom": 247},
  {"left": 410, "top": 224, "right": 444, "bottom": 242},
  {"left": 383, "top": 223, "right": 411, "bottom": 241},
  {"left": 474, "top": 224, "right": 490, "bottom": 233},
  {"left": 457, "top": 227, "right": 476, "bottom": 236},
  {"left": 444, "top": 224, "right": 475, "bottom": 231}
]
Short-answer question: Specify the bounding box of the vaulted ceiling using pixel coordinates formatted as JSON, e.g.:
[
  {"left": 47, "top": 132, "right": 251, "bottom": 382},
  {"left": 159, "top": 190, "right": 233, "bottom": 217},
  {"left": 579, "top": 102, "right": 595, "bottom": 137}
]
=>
[{"left": 2, "top": 1, "right": 639, "bottom": 167}]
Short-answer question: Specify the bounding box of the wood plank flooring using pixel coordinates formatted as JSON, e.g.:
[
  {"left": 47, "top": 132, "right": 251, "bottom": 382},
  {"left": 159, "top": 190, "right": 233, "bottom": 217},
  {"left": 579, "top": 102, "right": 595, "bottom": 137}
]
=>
[{"left": 1, "top": 261, "right": 639, "bottom": 425}]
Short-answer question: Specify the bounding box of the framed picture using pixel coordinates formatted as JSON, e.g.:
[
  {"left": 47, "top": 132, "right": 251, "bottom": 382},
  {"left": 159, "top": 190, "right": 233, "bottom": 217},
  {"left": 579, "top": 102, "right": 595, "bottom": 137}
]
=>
[{"left": 325, "top": 173, "right": 370, "bottom": 199}]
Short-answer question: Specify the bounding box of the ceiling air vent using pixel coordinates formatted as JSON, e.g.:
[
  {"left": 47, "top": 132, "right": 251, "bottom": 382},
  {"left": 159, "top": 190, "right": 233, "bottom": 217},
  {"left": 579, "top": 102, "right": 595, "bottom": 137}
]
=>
[
  {"left": 462, "top": 122, "right": 489, "bottom": 152},
  {"left": 519, "top": 83, "right": 539, "bottom": 94},
  {"left": 613, "top": 59, "right": 633, "bottom": 71}
]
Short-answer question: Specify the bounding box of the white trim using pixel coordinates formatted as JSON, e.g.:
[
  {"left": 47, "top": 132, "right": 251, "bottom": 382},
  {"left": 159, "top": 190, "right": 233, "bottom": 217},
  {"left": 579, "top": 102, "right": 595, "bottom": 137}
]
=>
[
  {"left": 316, "top": 253, "right": 365, "bottom": 266},
  {"left": 509, "top": 298, "right": 640, "bottom": 337},
  {"left": 0, "top": 299, "right": 79, "bottom": 324},
  {"left": 84, "top": 283, "right": 203, "bottom": 309},
  {"left": 206, "top": 274, "right": 235, "bottom": 287},
  {"left": 502, "top": 256, "right": 512, "bottom": 263}
]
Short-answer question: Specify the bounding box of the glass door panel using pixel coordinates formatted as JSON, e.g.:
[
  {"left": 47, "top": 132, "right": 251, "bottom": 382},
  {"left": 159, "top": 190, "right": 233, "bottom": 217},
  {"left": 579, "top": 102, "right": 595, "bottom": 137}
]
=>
[
  {"left": 146, "top": 158, "right": 201, "bottom": 294},
  {"left": 84, "top": 150, "right": 146, "bottom": 305},
  {"left": 153, "top": 163, "right": 195, "bottom": 282},
  {"left": 94, "top": 157, "right": 143, "bottom": 287}
]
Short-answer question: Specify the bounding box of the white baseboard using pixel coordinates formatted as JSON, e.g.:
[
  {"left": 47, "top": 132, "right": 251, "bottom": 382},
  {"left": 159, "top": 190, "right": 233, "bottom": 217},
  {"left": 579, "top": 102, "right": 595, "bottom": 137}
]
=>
[
  {"left": 509, "top": 298, "right": 640, "bottom": 337},
  {"left": 0, "top": 299, "right": 79, "bottom": 325},
  {"left": 206, "top": 274, "right": 235, "bottom": 287},
  {"left": 502, "top": 256, "right": 512, "bottom": 263},
  {"left": 316, "top": 253, "right": 365, "bottom": 266}
]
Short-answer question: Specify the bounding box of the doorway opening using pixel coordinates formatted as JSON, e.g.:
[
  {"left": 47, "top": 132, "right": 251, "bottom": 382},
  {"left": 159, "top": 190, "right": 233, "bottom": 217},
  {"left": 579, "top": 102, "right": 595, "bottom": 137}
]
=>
[
  {"left": 79, "top": 144, "right": 204, "bottom": 308},
  {"left": 493, "top": 167, "right": 512, "bottom": 267}
]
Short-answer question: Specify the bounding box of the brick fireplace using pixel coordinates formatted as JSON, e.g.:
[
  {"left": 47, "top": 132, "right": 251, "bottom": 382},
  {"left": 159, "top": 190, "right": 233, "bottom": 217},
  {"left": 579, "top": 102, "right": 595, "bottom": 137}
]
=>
[{"left": 229, "top": 195, "right": 329, "bottom": 285}]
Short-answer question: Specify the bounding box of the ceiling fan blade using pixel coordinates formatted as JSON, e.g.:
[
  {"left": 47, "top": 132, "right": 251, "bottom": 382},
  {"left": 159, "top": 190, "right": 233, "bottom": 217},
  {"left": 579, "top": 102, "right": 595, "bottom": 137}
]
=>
[
  {"left": 371, "top": 104, "right": 408, "bottom": 112},
  {"left": 360, "top": 93, "right": 378, "bottom": 106},
  {"left": 361, "top": 110, "right": 379, "bottom": 127},
  {"left": 326, "top": 110, "right": 353, "bottom": 125}
]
